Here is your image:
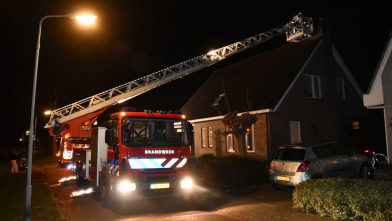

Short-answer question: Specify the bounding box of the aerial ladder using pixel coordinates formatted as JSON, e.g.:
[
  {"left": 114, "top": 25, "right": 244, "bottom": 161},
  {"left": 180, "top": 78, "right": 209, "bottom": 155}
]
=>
[{"left": 45, "top": 13, "right": 313, "bottom": 132}]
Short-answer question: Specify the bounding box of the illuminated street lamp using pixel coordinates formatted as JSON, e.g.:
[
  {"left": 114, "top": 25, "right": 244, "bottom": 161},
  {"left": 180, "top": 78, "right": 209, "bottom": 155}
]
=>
[
  {"left": 25, "top": 14, "right": 96, "bottom": 221},
  {"left": 44, "top": 110, "right": 52, "bottom": 115}
]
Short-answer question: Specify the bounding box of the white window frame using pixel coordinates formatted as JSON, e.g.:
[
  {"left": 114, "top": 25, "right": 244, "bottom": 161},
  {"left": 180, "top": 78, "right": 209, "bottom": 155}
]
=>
[
  {"left": 304, "top": 74, "right": 321, "bottom": 98},
  {"left": 335, "top": 78, "right": 345, "bottom": 100},
  {"left": 290, "top": 121, "right": 301, "bottom": 144},
  {"left": 226, "top": 127, "right": 234, "bottom": 153},
  {"left": 208, "top": 127, "right": 213, "bottom": 148},
  {"left": 245, "top": 124, "right": 255, "bottom": 153},
  {"left": 201, "top": 127, "right": 207, "bottom": 148}
]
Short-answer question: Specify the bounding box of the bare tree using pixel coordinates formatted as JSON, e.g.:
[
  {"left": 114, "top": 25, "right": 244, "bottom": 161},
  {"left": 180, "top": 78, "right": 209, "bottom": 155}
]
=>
[{"left": 222, "top": 111, "right": 257, "bottom": 157}]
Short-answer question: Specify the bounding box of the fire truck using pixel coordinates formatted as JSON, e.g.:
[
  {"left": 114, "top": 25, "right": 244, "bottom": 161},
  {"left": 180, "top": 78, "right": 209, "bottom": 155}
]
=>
[
  {"left": 56, "top": 134, "right": 91, "bottom": 166},
  {"left": 46, "top": 13, "right": 313, "bottom": 207},
  {"left": 73, "top": 109, "right": 192, "bottom": 207}
]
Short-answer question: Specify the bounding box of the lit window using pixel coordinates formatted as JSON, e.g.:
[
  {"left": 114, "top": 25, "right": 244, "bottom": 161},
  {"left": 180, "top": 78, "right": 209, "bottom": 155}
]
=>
[
  {"left": 290, "top": 121, "right": 301, "bottom": 144},
  {"left": 304, "top": 75, "right": 321, "bottom": 98},
  {"left": 208, "top": 127, "right": 213, "bottom": 148},
  {"left": 201, "top": 127, "right": 207, "bottom": 148},
  {"left": 335, "top": 78, "right": 345, "bottom": 100},
  {"left": 353, "top": 121, "right": 359, "bottom": 130},
  {"left": 226, "top": 127, "right": 234, "bottom": 153},
  {"left": 245, "top": 125, "right": 255, "bottom": 152}
]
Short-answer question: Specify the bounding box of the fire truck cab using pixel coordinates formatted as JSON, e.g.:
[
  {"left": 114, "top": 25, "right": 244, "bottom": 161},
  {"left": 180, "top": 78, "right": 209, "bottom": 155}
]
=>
[{"left": 73, "top": 109, "right": 193, "bottom": 207}]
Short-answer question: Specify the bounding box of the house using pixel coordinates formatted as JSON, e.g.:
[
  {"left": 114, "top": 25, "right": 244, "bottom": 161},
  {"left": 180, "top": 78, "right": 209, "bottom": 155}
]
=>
[
  {"left": 363, "top": 30, "right": 392, "bottom": 163},
  {"left": 181, "top": 21, "right": 367, "bottom": 160}
]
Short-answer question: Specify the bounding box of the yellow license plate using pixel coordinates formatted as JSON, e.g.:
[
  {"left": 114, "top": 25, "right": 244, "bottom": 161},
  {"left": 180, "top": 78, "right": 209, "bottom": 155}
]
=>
[
  {"left": 150, "top": 183, "right": 170, "bottom": 189},
  {"left": 277, "top": 176, "right": 290, "bottom": 181}
]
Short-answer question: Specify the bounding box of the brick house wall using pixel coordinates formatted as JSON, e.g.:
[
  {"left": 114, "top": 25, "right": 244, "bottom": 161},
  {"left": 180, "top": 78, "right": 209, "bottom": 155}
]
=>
[
  {"left": 191, "top": 113, "right": 268, "bottom": 159},
  {"left": 268, "top": 42, "right": 367, "bottom": 159},
  {"left": 268, "top": 41, "right": 340, "bottom": 159}
]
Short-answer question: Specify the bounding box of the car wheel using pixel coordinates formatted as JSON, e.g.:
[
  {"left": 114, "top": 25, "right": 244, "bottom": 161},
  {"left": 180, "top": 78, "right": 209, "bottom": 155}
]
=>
[
  {"left": 100, "top": 177, "right": 112, "bottom": 208},
  {"left": 359, "top": 165, "right": 371, "bottom": 179},
  {"left": 271, "top": 183, "right": 285, "bottom": 190}
]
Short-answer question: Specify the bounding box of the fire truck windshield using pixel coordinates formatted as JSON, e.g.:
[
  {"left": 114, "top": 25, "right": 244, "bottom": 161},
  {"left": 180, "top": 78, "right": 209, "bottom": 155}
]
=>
[{"left": 122, "top": 118, "right": 188, "bottom": 147}]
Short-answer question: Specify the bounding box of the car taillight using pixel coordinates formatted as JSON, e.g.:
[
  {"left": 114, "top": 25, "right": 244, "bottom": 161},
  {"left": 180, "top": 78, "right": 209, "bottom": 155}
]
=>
[
  {"left": 270, "top": 163, "right": 273, "bottom": 170},
  {"left": 296, "top": 160, "right": 311, "bottom": 172}
]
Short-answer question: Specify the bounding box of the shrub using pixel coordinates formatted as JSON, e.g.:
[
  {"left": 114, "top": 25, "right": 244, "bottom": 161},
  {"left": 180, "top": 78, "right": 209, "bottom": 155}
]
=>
[
  {"left": 375, "top": 164, "right": 392, "bottom": 181},
  {"left": 197, "top": 155, "right": 269, "bottom": 187},
  {"left": 293, "top": 178, "right": 392, "bottom": 220},
  {"left": 197, "top": 154, "right": 216, "bottom": 171}
]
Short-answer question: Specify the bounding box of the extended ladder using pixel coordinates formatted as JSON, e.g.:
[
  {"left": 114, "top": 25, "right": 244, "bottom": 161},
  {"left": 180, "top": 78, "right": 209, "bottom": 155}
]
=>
[{"left": 46, "top": 13, "right": 312, "bottom": 128}]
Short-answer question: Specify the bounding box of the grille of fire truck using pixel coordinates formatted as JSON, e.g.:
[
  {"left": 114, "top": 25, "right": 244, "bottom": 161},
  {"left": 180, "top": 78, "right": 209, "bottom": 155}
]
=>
[{"left": 141, "top": 169, "right": 177, "bottom": 175}]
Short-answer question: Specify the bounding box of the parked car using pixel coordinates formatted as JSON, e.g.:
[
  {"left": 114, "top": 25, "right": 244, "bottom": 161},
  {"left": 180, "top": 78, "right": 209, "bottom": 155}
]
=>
[{"left": 269, "top": 141, "right": 371, "bottom": 190}]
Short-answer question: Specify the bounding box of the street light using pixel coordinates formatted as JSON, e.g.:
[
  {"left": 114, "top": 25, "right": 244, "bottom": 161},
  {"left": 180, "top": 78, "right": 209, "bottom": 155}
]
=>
[{"left": 25, "top": 14, "right": 96, "bottom": 221}]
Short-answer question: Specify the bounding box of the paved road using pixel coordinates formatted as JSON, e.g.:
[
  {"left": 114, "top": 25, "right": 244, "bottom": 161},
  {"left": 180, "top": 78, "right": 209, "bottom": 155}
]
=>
[{"left": 40, "top": 161, "right": 330, "bottom": 221}]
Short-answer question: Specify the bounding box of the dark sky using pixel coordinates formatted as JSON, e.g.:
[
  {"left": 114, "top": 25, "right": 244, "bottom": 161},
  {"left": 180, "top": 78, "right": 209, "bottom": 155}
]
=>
[{"left": 0, "top": 1, "right": 391, "bottom": 146}]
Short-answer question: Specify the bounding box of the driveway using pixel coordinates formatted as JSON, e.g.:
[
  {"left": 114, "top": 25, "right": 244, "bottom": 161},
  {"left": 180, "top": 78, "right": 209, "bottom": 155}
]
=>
[{"left": 40, "top": 160, "right": 330, "bottom": 221}]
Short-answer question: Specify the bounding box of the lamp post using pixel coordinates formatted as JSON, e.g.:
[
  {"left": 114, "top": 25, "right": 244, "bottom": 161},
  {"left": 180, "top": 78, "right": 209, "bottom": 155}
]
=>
[{"left": 25, "top": 14, "right": 96, "bottom": 221}]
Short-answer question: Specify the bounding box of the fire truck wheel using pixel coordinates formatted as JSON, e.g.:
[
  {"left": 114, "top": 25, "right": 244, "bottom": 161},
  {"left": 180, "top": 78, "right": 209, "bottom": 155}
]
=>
[
  {"left": 93, "top": 188, "right": 102, "bottom": 201},
  {"left": 101, "top": 177, "right": 112, "bottom": 208}
]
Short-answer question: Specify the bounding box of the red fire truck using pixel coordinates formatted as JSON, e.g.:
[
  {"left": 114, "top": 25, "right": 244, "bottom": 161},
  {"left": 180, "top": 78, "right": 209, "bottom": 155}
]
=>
[
  {"left": 72, "top": 109, "right": 192, "bottom": 207},
  {"left": 57, "top": 134, "right": 91, "bottom": 167},
  {"left": 56, "top": 135, "right": 72, "bottom": 166}
]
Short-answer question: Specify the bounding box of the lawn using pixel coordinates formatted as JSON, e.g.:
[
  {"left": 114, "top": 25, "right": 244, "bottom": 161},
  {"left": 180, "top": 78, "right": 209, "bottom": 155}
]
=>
[{"left": 0, "top": 147, "right": 62, "bottom": 221}]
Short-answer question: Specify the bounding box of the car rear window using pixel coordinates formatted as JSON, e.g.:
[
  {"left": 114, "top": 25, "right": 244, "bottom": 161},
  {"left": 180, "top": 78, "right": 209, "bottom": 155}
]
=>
[{"left": 274, "top": 148, "right": 305, "bottom": 161}]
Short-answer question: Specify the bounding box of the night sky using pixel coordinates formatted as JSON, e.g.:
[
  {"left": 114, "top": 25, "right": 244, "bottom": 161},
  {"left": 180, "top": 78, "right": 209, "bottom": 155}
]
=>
[{"left": 0, "top": 1, "right": 391, "bottom": 146}]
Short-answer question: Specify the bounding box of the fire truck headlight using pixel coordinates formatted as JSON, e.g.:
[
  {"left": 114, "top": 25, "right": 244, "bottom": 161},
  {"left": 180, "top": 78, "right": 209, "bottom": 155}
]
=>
[
  {"left": 119, "top": 182, "right": 136, "bottom": 192},
  {"left": 180, "top": 179, "right": 193, "bottom": 189}
]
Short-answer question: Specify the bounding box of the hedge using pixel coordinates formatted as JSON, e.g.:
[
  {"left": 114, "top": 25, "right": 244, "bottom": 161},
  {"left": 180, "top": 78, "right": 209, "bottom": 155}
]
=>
[
  {"left": 293, "top": 178, "right": 392, "bottom": 220},
  {"left": 196, "top": 154, "right": 269, "bottom": 188}
]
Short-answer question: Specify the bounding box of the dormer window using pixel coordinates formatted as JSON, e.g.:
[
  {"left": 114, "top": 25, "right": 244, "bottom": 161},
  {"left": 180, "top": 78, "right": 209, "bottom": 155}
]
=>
[{"left": 212, "top": 94, "right": 225, "bottom": 106}]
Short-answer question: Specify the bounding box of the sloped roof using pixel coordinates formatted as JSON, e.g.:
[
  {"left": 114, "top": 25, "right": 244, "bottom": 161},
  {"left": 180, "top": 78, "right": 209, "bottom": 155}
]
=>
[
  {"left": 181, "top": 33, "right": 321, "bottom": 120},
  {"left": 363, "top": 30, "right": 392, "bottom": 107},
  {"left": 366, "top": 30, "right": 392, "bottom": 95}
]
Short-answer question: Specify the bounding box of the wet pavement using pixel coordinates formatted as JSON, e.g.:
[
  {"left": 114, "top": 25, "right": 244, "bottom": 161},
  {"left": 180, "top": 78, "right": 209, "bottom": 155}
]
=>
[{"left": 40, "top": 160, "right": 330, "bottom": 221}]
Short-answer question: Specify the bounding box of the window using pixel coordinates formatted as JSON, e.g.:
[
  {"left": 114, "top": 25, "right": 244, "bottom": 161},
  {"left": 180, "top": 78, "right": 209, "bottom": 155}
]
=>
[
  {"left": 113, "top": 119, "right": 119, "bottom": 145},
  {"left": 353, "top": 121, "right": 360, "bottom": 130},
  {"left": 312, "top": 145, "right": 331, "bottom": 158},
  {"left": 121, "top": 118, "right": 188, "bottom": 147},
  {"left": 212, "top": 94, "right": 225, "bottom": 106},
  {"left": 226, "top": 127, "right": 234, "bottom": 153},
  {"left": 304, "top": 74, "right": 321, "bottom": 98},
  {"left": 327, "top": 143, "right": 351, "bottom": 156},
  {"left": 335, "top": 78, "right": 345, "bottom": 100},
  {"left": 275, "top": 148, "right": 305, "bottom": 161},
  {"left": 208, "top": 127, "right": 213, "bottom": 148},
  {"left": 290, "top": 121, "right": 301, "bottom": 144},
  {"left": 245, "top": 125, "right": 255, "bottom": 152},
  {"left": 201, "top": 127, "right": 207, "bottom": 148}
]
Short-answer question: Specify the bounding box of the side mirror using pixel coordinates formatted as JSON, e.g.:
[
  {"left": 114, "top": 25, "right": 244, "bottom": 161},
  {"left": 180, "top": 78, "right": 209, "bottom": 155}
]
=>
[
  {"left": 105, "top": 120, "right": 113, "bottom": 129},
  {"left": 105, "top": 129, "right": 114, "bottom": 146}
]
